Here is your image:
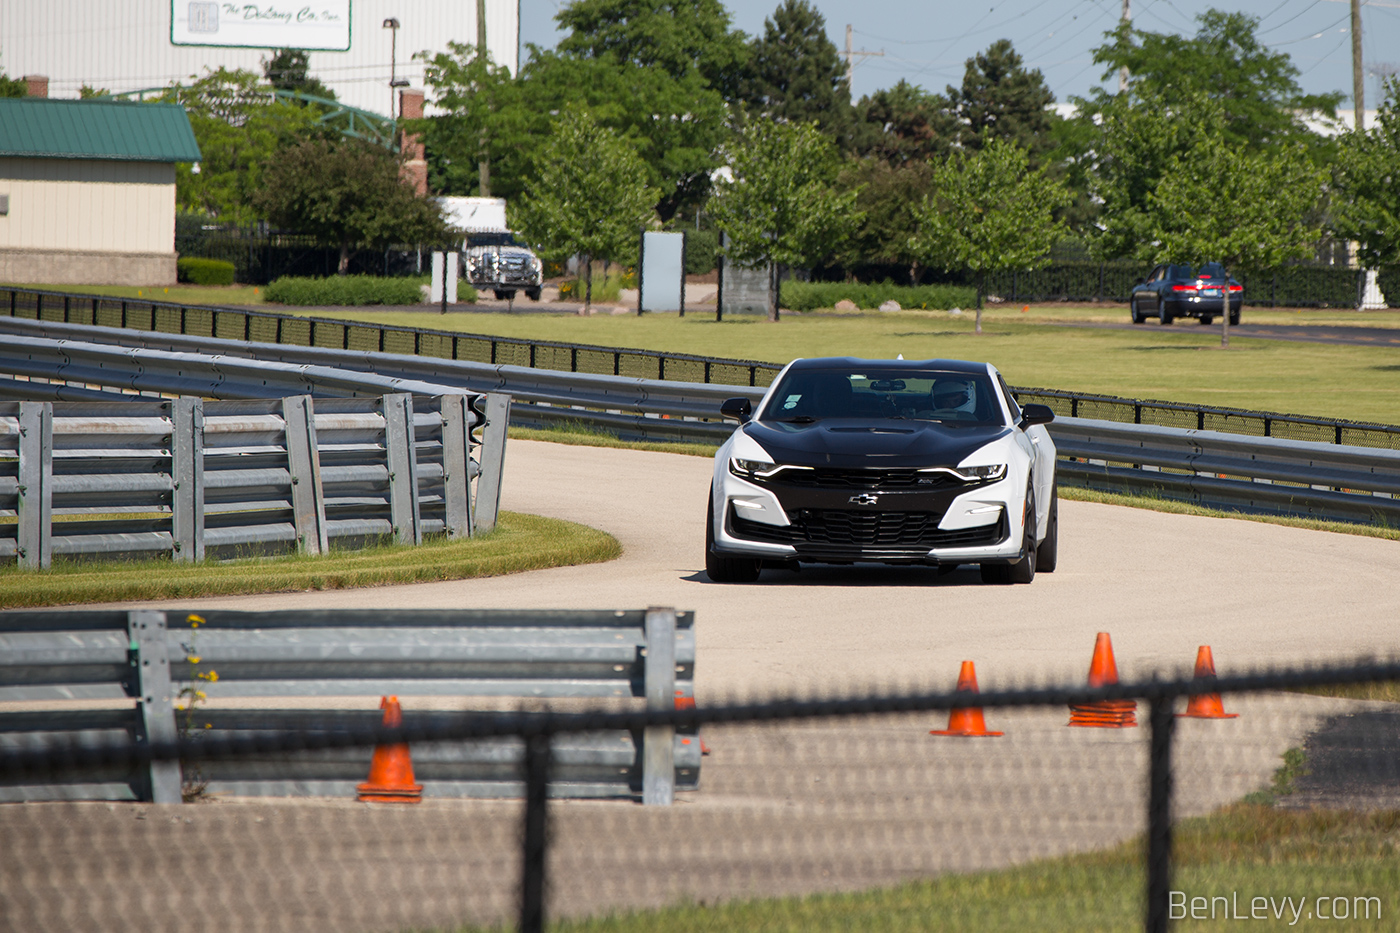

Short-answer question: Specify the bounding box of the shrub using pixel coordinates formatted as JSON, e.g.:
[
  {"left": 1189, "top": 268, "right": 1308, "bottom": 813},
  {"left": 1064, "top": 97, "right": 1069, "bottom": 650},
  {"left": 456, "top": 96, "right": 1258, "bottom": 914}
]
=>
[
  {"left": 780, "top": 280, "right": 978, "bottom": 312},
  {"left": 261, "top": 274, "right": 469, "bottom": 306},
  {"left": 177, "top": 257, "right": 236, "bottom": 286},
  {"left": 558, "top": 268, "right": 630, "bottom": 303},
  {"left": 1377, "top": 267, "right": 1400, "bottom": 309}
]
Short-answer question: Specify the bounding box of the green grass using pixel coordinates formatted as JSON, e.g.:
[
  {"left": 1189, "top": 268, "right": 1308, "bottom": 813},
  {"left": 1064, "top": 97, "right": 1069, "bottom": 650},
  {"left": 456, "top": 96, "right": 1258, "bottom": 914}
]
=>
[
  {"left": 433, "top": 804, "right": 1400, "bottom": 932},
  {"left": 9, "top": 282, "right": 268, "bottom": 305},
  {"left": 1296, "top": 681, "right": 1400, "bottom": 702},
  {"left": 275, "top": 307, "right": 1400, "bottom": 425},
  {"left": 0, "top": 511, "right": 619, "bottom": 609}
]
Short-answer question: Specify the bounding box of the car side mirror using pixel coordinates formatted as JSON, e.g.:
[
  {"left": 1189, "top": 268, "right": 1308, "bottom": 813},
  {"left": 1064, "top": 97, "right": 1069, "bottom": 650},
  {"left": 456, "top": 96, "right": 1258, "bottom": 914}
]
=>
[
  {"left": 720, "top": 397, "right": 753, "bottom": 423},
  {"left": 1019, "top": 403, "right": 1055, "bottom": 428}
]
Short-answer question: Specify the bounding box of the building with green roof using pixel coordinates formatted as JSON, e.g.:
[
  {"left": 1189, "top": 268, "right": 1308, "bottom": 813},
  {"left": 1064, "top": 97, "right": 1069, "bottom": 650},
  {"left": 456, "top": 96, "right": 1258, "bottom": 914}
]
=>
[{"left": 0, "top": 96, "right": 201, "bottom": 285}]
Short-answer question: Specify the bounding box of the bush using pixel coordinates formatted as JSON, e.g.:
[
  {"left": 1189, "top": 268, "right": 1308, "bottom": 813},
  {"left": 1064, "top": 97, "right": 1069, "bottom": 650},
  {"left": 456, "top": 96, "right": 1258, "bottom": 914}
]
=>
[
  {"left": 780, "top": 280, "right": 978, "bottom": 312},
  {"left": 1377, "top": 267, "right": 1400, "bottom": 309},
  {"left": 177, "top": 257, "right": 236, "bottom": 286},
  {"left": 262, "top": 275, "right": 464, "bottom": 306},
  {"left": 558, "top": 268, "right": 631, "bottom": 303}
]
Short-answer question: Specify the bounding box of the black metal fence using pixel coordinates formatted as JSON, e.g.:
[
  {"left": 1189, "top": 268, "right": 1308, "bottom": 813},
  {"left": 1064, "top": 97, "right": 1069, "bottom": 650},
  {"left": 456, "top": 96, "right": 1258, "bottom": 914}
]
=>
[
  {"left": 1, "top": 654, "right": 1397, "bottom": 933},
  {"left": 6, "top": 286, "right": 1399, "bottom": 453}
]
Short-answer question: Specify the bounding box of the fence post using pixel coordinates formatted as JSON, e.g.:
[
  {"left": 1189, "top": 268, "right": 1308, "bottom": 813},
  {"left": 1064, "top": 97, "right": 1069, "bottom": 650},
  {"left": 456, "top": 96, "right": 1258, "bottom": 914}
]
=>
[
  {"left": 128, "top": 610, "right": 182, "bottom": 804},
  {"left": 1146, "top": 695, "right": 1177, "bottom": 933},
  {"left": 16, "top": 401, "right": 53, "bottom": 570},
  {"left": 518, "top": 730, "right": 552, "bottom": 933},
  {"left": 171, "top": 398, "right": 205, "bottom": 562},
  {"left": 282, "top": 395, "right": 329, "bottom": 555},
  {"left": 643, "top": 606, "right": 677, "bottom": 806},
  {"left": 440, "top": 394, "right": 473, "bottom": 539},
  {"left": 473, "top": 392, "right": 511, "bottom": 533},
  {"left": 383, "top": 393, "right": 423, "bottom": 545}
]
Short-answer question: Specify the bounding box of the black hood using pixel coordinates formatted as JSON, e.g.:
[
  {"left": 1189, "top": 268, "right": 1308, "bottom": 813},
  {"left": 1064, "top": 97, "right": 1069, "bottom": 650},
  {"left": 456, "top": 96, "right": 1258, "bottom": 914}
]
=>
[{"left": 742, "top": 419, "right": 1010, "bottom": 469}]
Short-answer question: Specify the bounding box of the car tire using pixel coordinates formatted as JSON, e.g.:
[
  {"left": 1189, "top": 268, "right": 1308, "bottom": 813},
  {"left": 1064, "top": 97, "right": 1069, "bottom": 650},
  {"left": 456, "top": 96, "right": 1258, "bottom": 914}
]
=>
[
  {"left": 525, "top": 287, "right": 542, "bottom": 301},
  {"left": 1036, "top": 484, "right": 1058, "bottom": 573},
  {"left": 1199, "top": 315, "right": 1213, "bottom": 326},
  {"left": 1007, "top": 491, "right": 1037, "bottom": 584},
  {"left": 705, "top": 488, "right": 761, "bottom": 583},
  {"left": 1130, "top": 298, "right": 1146, "bottom": 324},
  {"left": 1229, "top": 310, "right": 1240, "bottom": 326},
  {"left": 493, "top": 289, "right": 517, "bottom": 301},
  {"left": 1158, "top": 297, "right": 1173, "bottom": 325}
]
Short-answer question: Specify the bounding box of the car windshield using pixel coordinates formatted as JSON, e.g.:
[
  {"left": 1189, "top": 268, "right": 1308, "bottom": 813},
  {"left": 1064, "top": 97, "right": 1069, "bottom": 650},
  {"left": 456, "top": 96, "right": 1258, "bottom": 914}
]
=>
[
  {"left": 1169, "top": 264, "right": 1195, "bottom": 279},
  {"left": 466, "top": 232, "right": 523, "bottom": 248},
  {"left": 760, "top": 368, "right": 1004, "bottom": 426},
  {"left": 1198, "top": 262, "right": 1226, "bottom": 278}
]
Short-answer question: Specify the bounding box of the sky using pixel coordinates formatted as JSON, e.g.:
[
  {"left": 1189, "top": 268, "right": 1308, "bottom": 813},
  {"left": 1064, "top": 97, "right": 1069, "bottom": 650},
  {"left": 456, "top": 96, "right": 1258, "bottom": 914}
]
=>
[{"left": 519, "top": 0, "right": 1400, "bottom": 111}]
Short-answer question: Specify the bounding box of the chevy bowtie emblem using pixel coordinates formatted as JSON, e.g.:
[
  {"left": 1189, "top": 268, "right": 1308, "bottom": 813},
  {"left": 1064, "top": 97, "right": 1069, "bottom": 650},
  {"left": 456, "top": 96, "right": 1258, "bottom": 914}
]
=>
[{"left": 849, "top": 494, "right": 880, "bottom": 505}]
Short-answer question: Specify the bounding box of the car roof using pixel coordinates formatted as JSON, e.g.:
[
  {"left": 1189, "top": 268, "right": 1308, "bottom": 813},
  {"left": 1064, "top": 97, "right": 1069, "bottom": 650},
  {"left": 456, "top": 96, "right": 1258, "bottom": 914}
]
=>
[{"left": 784, "top": 357, "right": 991, "bottom": 375}]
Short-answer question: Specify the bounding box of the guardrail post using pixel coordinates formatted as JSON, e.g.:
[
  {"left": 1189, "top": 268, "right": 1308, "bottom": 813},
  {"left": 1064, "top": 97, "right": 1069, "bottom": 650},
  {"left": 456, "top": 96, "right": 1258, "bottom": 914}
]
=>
[
  {"left": 473, "top": 393, "right": 511, "bottom": 533},
  {"left": 383, "top": 393, "right": 423, "bottom": 545},
  {"left": 282, "top": 395, "right": 328, "bottom": 555},
  {"left": 643, "top": 606, "right": 677, "bottom": 806},
  {"left": 1145, "top": 695, "right": 1176, "bottom": 933},
  {"left": 439, "top": 394, "right": 473, "bottom": 539},
  {"left": 171, "top": 398, "right": 205, "bottom": 562},
  {"left": 16, "top": 401, "right": 52, "bottom": 570},
  {"left": 128, "top": 610, "right": 182, "bottom": 804},
  {"left": 518, "top": 730, "right": 552, "bottom": 933}
]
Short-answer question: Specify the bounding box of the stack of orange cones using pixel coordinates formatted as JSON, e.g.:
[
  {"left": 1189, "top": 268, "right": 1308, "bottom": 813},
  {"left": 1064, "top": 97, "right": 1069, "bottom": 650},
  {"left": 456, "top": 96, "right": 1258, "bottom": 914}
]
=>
[
  {"left": 674, "top": 690, "right": 710, "bottom": 755},
  {"left": 930, "top": 661, "right": 1004, "bottom": 737},
  {"left": 1068, "top": 633, "right": 1138, "bottom": 727},
  {"left": 1178, "top": 646, "right": 1239, "bottom": 719},
  {"left": 356, "top": 696, "right": 423, "bottom": 803}
]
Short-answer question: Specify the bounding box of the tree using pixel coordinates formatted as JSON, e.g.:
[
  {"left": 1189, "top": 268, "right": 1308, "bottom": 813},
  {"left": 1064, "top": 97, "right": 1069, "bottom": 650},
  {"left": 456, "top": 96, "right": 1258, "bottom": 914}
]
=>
[
  {"left": 836, "top": 157, "right": 935, "bottom": 284},
  {"left": 709, "top": 120, "right": 861, "bottom": 320},
  {"left": 417, "top": 43, "right": 521, "bottom": 197},
  {"left": 742, "top": 1, "right": 854, "bottom": 147},
  {"left": 854, "top": 80, "right": 958, "bottom": 165},
  {"left": 912, "top": 137, "right": 1070, "bottom": 333},
  {"left": 1332, "top": 79, "right": 1400, "bottom": 269},
  {"left": 948, "top": 40, "right": 1057, "bottom": 159},
  {"left": 253, "top": 138, "right": 448, "bottom": 274},
  {"left": 512, "top": 110, "right": 655, "bottom": 312},
  {"left": 1086, "top": 9, "right": 1341, "bottom": 150},
  {"left": 165, "top": 68, "right": 320, "bottom": 224},
  {"left": 0, "top": 72, "right": 25, "bottom": 97},
  {"left": 262, "top": 49, "right": 336, "bottom": 100}
]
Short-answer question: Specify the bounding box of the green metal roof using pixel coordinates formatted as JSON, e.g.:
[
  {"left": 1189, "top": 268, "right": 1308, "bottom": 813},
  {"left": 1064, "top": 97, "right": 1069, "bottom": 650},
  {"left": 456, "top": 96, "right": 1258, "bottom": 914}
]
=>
[{"left": 0, "top": 98, "right": 202, "bottom": 163}]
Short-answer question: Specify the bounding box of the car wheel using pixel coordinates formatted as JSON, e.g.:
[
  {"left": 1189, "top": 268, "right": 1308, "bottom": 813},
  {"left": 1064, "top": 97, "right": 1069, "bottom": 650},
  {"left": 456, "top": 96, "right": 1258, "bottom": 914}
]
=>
[
  {"left": 1199, "top": 314, "right": 1213, "bottom": 326},
  {"left": 1007, "top": 491, "right": 1037, "bottom": 584},
  {"left": 1229, "top": 310, "right": 1240, "bottom": 326},
  {"left": 1130, "top": 298, "right": 1146, "bottom": 325},
  {"left": 525, "top": 287, "right": 542, "bottom": 301},
  {"left": 705, "top": 488, "right": 761, "bottom": 583},
  {"left": 1158, "top": 297, "right": 1173, "bottom": 325},
  {"left": 1036, "top": 484, "right": 1058, "bottom": 573},
  {"left": 493, "top": 289, "right": 517, "bottom": 301}
]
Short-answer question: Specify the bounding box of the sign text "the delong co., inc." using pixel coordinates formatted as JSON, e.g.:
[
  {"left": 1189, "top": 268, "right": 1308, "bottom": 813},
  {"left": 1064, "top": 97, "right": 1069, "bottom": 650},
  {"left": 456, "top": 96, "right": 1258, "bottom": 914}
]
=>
[{"left": 171, "top": 1, "right": 352, "bottom": 51}]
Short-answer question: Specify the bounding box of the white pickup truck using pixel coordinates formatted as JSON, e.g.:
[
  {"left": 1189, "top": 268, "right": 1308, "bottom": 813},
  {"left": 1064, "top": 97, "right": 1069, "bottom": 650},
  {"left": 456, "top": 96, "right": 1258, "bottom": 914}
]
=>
[{"left": 442, "top": 197, "right": 544, "bottom": 301}]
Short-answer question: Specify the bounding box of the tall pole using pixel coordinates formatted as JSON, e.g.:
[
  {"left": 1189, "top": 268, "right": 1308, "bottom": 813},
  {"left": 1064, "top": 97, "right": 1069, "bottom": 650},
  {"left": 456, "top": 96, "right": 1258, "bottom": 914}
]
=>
[
  {"left": 1351, "top": 0, "right": 1365, "bottom": 130},
  {"left": 477, "top": 0, "right": 492, "bottom": 197},
  {"left": 845, "top": 24, "right": 854, "bottom": 89},
  {"left": 1119, "top": 0, "right": 1132, "bottom": 93}
]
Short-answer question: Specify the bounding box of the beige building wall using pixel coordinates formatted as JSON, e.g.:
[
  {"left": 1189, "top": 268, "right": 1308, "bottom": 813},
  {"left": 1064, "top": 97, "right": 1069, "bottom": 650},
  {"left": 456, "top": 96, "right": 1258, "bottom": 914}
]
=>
[{"left": 0, "top": 159, "right": 176, "bottom": 253}]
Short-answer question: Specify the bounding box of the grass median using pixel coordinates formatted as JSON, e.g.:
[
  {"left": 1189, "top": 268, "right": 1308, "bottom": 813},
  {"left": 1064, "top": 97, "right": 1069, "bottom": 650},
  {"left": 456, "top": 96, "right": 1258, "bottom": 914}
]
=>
[{"left": 0, "top": 511, "right": 619, "bottom": 609}]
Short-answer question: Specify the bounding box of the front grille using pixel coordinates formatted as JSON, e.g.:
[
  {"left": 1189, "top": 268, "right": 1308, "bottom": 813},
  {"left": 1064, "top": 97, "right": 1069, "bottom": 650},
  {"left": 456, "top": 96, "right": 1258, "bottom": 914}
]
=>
[
  {"left": 770, "top": 468, "right": 967, "bottom": 491},
  {"left": 731, "top": 508, "right": 1005, "bottom": 553}
]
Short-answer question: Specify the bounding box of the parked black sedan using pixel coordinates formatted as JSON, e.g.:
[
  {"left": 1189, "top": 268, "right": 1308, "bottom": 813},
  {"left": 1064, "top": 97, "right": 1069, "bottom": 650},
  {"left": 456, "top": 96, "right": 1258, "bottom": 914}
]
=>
[{"left": 1130, "top": 262, "right": 1241, "bottom": 326}]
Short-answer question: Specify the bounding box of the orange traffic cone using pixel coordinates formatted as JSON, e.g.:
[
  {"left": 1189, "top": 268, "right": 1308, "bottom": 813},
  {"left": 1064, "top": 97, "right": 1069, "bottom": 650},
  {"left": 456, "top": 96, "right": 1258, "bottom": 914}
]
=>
[
  {"left": 930, "top": 661, "right": 1003, "bottom": 737},
  {"left": 1068, "top": 633, "right": 1138, "bottom": 728},
  {"left": 675, "top": 690, "right": 710, "bottom": 755},
  {"left": 357, "top": 696, "right": 423, "bottom": 803},
  {"left": 1178, "top": 646, "right": 1239, "bottom": 719}
]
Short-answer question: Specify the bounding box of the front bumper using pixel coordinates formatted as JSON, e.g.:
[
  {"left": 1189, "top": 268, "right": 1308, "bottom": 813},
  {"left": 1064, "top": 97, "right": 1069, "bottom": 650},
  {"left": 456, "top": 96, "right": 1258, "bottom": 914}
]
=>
[{"left": 712, "top": 468, "right": 1024, "bottom": 565}]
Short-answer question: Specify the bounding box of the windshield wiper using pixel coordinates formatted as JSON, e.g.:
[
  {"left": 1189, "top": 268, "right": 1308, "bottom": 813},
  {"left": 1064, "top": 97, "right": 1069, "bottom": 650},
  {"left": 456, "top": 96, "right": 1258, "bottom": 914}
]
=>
[{"left": 774, "top": 415, "right": 819, "bottom": 423}]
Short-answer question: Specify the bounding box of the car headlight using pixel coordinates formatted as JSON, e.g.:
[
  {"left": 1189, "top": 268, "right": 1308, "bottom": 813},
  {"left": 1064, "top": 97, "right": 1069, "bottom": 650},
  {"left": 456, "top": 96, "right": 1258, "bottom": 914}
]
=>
[
  {"left": 954, "top": 463, "right": 1007, "bottom": 482},
  {"left": 729, "top": 457, "right": 775, "bottom": 479}
]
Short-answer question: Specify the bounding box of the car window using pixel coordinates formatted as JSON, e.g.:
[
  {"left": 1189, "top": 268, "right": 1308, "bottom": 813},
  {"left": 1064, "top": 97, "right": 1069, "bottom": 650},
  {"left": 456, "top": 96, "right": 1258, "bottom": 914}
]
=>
[
  {"left": 1149, "top": 266, "right": 1165, "bottom": 283},
  {"left": 996, "top": 374, "right": 1021, "bottom": 422},
  {"left": 1171, "top": 264, "right": 1195, "bottom": 279},
  {"left": 1199, "top": 262, "right": 1225, "bottom": 278},
  {"left": 762, "top": 369, "right": 1004, "bottom": 426}
]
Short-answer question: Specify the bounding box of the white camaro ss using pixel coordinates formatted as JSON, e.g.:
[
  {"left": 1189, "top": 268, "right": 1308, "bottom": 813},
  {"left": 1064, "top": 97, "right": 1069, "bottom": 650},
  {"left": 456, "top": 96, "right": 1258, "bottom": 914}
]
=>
[{"left": 706, "top": 357, "right": 1058, "bottom": 584}]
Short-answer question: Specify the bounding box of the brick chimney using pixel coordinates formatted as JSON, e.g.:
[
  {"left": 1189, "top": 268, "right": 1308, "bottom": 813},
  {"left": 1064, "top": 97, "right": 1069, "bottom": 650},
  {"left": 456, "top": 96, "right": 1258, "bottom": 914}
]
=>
[
  {"left": 23, "top": 75, "right": 49, "bottom": 99},
  {"left": 398, "top": 88, "right": 428, "bottom": 196}
]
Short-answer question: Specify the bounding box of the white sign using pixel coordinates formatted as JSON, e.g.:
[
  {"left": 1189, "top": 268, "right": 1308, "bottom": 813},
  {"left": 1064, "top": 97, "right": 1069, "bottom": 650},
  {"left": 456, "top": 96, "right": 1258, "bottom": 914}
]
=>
[{"left": 171, "top": 1, "right": 352, "bottom": 50}]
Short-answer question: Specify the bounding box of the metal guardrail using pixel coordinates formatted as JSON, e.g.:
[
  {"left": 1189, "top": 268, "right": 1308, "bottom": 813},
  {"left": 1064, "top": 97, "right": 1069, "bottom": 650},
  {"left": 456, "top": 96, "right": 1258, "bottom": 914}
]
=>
[
  {"left": 0, "top": 392, "right": 511, "bottom": 568},
  {"left": 0, "top": 607, "right": 697, "bottom": 805},
  {"left": 5, "top": 285, "right": 1398, "bottom": 449},
  {"left": 0, "top": 316, "right": 1396, "bottom": 526}
]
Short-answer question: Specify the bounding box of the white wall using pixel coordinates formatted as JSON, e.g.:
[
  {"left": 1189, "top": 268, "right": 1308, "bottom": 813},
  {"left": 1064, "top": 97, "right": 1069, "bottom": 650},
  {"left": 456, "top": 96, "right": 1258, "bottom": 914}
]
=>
[
  {"left": 0, "top": 159, "right": 176, "bottom": 254},
  {"left": 0, "top": 0, "right": 520, "bottom": 118}
]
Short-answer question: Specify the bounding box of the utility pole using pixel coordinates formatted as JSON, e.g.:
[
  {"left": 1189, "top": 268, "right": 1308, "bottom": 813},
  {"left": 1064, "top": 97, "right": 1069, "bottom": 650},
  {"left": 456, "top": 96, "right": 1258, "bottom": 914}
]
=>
[
  {"left": 1351, "top": 0, "right": 1365, "bottom": 130},
  {"left": 1119, "top": 0, "right": 1131, "bottom": 93},
  {"left": 477, "top": 0, "right": 492, "bottom": 197},
  {"left": 843, "top": 25, "right": 884, "bottom": 92}
]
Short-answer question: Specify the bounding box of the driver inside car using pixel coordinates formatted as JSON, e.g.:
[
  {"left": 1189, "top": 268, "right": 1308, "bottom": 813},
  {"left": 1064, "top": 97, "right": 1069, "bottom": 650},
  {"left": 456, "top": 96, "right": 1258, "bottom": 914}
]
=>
[{"left": 928, "top": 377, "right": 979, "bottom": 420}]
